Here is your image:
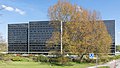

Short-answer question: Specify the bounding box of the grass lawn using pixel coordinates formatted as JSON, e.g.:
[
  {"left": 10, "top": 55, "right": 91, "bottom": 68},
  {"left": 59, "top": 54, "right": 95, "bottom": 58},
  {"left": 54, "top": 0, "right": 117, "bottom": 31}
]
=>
[
  {"left": 0, "top": 61, "right": 95, "bottom": 68},
  {"left": 98, "top": 66, "right": 110, "bottom": 68}
]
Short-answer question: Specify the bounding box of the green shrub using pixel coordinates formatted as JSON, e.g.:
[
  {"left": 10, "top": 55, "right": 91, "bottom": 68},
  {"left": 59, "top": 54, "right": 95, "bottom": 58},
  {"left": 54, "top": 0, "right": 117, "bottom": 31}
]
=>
[
  {"left": 115, "top": 55, "right": 120, "bottom": 59},
  {"left": 0, "top": 54, "right": 5, "bottom": 60},
  {"left": 108, "top": 56, "right": 114, "bottom": 61},
  {"left": 49, "top": 57, "right": 59, "bottom": 62},
  {"left": 73, "top": 55, "right": 96, "bottom": 63},
  {"left": 11, "top": 56, "right": 22, "bottom": 61},
  {"left": 37, "top": 55, "right": 48, "bottom": 62},
  {"left": 57, "top": 56, "right": 70, "bottom": 65},
  {"left": 99, "top": 55, "right": 120, "bottom": 63},
  {"left": 21, "top": 57, "right": 32, "bottom": 62},
  {"left": 11, "top": 56, "right": 32, "bottom": 62},
  {"left": 48, "top": 56, "right": 71, "bottom": 65},
  {"left": 32, "top": 56, "right": 38, "bottom": 62},
  {"left": 100, "top": 58, "right": 109, "bottom": 63},
  {"left": 0, "top": 54, "right": 13, "bottom": 61}
]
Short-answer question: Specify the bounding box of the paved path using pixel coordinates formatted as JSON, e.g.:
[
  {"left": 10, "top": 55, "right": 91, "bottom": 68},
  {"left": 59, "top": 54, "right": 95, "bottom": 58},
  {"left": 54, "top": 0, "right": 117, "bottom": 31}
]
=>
[{"left": 88, "top": 59, "right": 120, "bottom": 68}]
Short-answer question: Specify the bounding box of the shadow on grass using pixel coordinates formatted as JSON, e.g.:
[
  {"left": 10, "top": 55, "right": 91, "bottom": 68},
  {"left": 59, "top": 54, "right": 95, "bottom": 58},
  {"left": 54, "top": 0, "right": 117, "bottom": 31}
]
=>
[
  {"left": 38, "top": 62, "right": 74, "bottom": 66},
  {"left": 50, "top": 62, "right": 74, "bottom": 66}
]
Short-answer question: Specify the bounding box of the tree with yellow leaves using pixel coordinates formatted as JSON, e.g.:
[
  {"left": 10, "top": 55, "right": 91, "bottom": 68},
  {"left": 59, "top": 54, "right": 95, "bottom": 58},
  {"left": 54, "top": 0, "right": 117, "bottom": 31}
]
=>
[{"left": 47, "top": 0, "right": 112, "bottom": 62}]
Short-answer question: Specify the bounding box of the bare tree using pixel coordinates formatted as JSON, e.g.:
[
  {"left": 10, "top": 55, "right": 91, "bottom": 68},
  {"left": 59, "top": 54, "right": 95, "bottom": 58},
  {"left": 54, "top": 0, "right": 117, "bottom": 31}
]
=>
[{"left": 0, "top": 33, "right": 7, "bottom": 52}]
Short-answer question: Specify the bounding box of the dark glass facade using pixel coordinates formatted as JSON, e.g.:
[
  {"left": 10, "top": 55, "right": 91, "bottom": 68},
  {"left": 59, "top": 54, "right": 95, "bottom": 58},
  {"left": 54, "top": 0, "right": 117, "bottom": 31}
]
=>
[
  {"left": 8, "top": 24, "right": 28, "bottom": 53},
  {"left": 8, "top": 20, "right": 115, "bottom": 54},
  {"left": 103, "top": 20, "right": 115, "bottom": 54},
  {"left": 8, "top": 21, "right": 60, "bottom": 53},
  {"left": 29, "top": 21, "right": 58, "bottom": 53}
]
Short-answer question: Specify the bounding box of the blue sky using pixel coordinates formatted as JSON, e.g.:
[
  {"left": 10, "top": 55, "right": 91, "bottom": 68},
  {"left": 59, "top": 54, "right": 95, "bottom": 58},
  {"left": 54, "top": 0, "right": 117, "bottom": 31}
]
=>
[{"left": 0, "top": 0, "right": 120, "bottom": 45}]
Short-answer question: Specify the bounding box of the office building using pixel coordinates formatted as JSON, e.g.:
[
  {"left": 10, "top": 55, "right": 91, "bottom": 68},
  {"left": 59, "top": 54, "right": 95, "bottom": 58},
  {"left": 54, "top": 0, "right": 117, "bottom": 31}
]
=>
[
  {"left": 29, "top": 21, "right": 60, "bottom": 53},
  {"left": 8, "top": 20, "right": 115, "bottom": 54},
  {"left": 104, "top": 20, "right": 115, "bottom": 53},
  {"left": 8, "top": 23, "right": 28, "bottom": 53}
]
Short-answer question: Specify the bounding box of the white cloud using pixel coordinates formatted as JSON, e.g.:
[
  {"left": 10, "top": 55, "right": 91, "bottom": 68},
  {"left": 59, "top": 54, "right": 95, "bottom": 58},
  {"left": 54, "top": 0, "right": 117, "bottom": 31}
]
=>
[
  {"left": 15, "top": 8, "right": 25, "bottom": 15},
  {"left": 1, "top": 4, "right": 25, "bottom": 15},
  {"left": 118, "top": 32, "right": 120, "bottom": 34},
  {"left": 1, "top": 5, "right": 14, "bottom": 11}
]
